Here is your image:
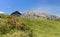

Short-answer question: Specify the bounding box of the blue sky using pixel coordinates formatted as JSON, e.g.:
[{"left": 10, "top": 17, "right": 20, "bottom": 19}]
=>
[{"left": 0, "top": 0, "right": 60, "bottom": 16}]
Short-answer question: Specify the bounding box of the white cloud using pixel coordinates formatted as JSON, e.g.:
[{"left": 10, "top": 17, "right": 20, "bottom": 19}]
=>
[
  {"left": 34, "top": 5, "right": 60, "bottom": 17},
  {"left": 0, "top": 12, "right": 4, "bottom": 14}
]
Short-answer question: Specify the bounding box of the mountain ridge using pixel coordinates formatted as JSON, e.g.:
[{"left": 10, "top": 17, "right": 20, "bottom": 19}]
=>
[
  {"left": 10, "top": 10, "right": 60, "bottom": 21},
  {"left": 20, "top": 10, "right": 60, "bottom": 21}
]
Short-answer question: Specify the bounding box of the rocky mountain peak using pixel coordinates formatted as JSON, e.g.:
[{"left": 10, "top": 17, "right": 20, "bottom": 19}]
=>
[{"left": 22, "top": 10, "right": 60, "bottom": 20}]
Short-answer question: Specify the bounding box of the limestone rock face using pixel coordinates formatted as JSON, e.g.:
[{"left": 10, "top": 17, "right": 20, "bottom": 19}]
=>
[{"left": 22, "top": 10, "right": 60, "bottom": 20}]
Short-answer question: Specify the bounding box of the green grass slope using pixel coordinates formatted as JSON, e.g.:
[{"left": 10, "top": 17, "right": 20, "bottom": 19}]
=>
[{"left": 0, "top": 14, "right": 60, "bottom": 37}]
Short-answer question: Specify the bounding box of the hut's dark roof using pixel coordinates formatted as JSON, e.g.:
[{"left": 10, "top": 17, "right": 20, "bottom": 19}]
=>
[{"left": 11, "top": 11, "right": 22, "bottom": 16}]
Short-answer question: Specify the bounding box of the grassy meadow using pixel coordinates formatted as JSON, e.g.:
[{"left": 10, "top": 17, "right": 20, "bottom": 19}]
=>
[{"left": 0, "top": 14, "right": 60, "bottom": 37}]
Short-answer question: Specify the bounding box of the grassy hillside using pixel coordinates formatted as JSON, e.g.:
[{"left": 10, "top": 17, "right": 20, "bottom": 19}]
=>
[{"left": 0, "top": 14, "right": 60, "bottom": 37}]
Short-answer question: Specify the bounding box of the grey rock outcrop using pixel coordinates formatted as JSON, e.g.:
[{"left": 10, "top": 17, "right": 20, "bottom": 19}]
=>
[{"left": 22, "top": 10, "right": 60, "bottom": 20}]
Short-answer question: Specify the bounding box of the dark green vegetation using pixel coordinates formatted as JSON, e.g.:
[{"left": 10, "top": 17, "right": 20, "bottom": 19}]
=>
[{"left": 0, "top": 14, "right": 60, "bottom": 37}]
